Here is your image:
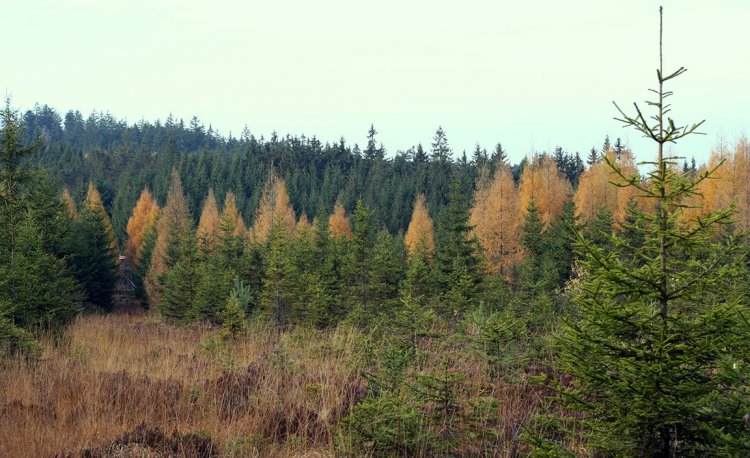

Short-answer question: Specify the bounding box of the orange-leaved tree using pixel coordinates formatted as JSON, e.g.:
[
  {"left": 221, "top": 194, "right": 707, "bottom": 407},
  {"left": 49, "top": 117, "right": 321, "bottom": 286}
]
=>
[
  {"left": 196, "top": 188, "right": 221, "bottom": 250},
  {"left": 328, "top": 202, "right": 352, "bottom": 239},
  {"left": 470, "top": 163, "right": 521, "bottom": 275},
  {"left": 125, "top": 187, "right": 159, "bottom": 266},
  {"left": 251, "top": 171, "right": 295, "bottom": 243},
  {"left": 404, "top": 193, "right": 435, "bottom": 256},
  {"left": 518, "top": 154, "right": 573, "bottom": 226}
]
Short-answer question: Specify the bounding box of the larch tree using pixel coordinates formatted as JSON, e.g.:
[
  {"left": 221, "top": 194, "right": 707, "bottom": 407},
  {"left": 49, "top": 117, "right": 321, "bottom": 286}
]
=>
[
  {"left": 221, "top": 191, "right": 246, "bottom": 238},
  {"left": 682, "top": 143, "right": 732, "bottom": 223},
  {"left": 61, "top": 187, "right": 78, "bottom": 219},
  {"left": 730, "top": 136, "right": 750, "bottom": 234},
  {"left": 404, "top": 193, "right": 435, "bottom": 256},
  {"left": 574, "top": 149, "right": 640, "bottom": 224},
  {"left": 328, "top": 203, "right": 352, "bottom": 239},
  {"left": 196, "top": 188, "right": 221, "bottom": 250},
  {"left": 124, "top": 187, "right": 159, "bottom": 266},
  {"left": 518, "top": 154, "right": 573, "bottom": 226},
  {"left": 251, "top": 171, "right": 296, "bottom": 243},
  {"left": 144, "top": 170, "right": 190, "bottom": 306},
  {"left": 469, "top": 164, "right": 521, "bottom": 276}
]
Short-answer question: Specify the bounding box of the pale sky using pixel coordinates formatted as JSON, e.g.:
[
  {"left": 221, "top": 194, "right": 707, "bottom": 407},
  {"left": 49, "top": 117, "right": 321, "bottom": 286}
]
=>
[{"left": 3, "top": 0, "right": 748, "bottom": 165}]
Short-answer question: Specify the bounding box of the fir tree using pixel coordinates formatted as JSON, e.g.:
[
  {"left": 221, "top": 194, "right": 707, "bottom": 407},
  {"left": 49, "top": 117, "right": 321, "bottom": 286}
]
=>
[
  {"left": 434, "top": 179, "right": 482, "bottom": 316},
  {"left": 552, "top": 8, "right": 750, "bottom": 455}
]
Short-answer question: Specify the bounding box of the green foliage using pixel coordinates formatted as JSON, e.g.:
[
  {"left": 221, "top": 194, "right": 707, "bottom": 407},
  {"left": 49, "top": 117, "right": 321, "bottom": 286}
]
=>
[
  {"left": 66, "top": 200, "right": 118, "bottom": 310},
  {"left": 550, "top": 10, "right": 750, "bottom": 454},
  {"left": 222, "top": 277, "right": 249, "bottom": 337},
  {"left": 0, "top": 100, "right": 83, "bottom": 355},
  {"left": 0, "top": 314, "right": 40, "bottom": 360},
  {"left": 158, "top": 220, "right": 202, "bottom": 322},
  {"left": 189, "top": 261, "right": 234, "bottom": 324},
  {"left": 463, "top": 303, "right": 526, "bottom": 378},
  {"left": 434, "top": 179, "right": 482, "bottom": 316},
  {"left": 260, "top": 224, "right": 297, "bottom": 327}
]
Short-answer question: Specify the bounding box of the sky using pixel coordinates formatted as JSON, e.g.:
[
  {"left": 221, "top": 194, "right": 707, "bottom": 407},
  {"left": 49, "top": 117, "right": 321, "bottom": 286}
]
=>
[{"left": 3, "top": 0, "right": 748, "bottom": 165}]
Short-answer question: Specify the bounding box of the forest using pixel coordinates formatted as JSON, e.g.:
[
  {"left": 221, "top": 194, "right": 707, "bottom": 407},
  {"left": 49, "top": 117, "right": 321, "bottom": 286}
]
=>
[{"left": 3, "top": 15, "right": 750, "bottom": 457}]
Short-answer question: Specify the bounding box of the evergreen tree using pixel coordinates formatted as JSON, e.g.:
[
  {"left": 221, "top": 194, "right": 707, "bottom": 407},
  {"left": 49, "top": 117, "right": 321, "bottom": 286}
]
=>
[
  {"left": 67, "top": 195, "right": 119, "bottom": 310},
  {"left": 0, "top": 99, "right": 83, "bottom": 354},
  {"left": 345, "top": 198, "right": 376, "bottom": 320},
  {"left": 260, "top": 223, "right": 297, "bottom": 327},
  {"left": 552, "top": 9, "right": 750, "bottom": 455},
  {"left": 158, "top": 219, "right": 202, "bottom": 322},
  {"left": 434, "top": 179, "right": 482, "bottom": 316}
]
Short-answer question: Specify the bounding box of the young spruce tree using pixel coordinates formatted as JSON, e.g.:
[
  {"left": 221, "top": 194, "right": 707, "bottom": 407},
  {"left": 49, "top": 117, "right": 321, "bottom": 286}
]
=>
[{"left": 553, "top": 8, "right": 750, "bottom": 455}]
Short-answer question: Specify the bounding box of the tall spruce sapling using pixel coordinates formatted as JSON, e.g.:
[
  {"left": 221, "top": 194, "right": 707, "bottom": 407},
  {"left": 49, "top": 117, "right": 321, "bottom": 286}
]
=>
[{"left": 552, "top": 7, "right": 750, "bottom": 456}]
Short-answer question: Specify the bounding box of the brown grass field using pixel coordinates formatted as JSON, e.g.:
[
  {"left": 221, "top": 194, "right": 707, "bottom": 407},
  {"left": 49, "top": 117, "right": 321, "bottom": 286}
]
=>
[{"left": 0, "top": 310, "right": 543, "bottom": 457}]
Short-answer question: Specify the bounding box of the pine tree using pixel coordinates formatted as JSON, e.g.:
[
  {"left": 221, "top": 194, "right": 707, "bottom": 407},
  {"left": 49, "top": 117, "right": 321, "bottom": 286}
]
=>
[{"left": 553, "top": 8, "right": 750, "bottom": 455}]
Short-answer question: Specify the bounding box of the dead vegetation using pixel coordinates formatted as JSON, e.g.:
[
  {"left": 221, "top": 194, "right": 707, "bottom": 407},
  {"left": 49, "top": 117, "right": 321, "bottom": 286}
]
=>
[{"left": 0, "top": 312, "right": 542, "bottom": 457}]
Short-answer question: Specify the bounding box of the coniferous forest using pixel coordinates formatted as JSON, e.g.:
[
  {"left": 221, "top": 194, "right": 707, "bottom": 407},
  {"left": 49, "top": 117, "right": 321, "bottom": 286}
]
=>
[{"left": 2, "top": 8, "right": 750, "bottom": 457}]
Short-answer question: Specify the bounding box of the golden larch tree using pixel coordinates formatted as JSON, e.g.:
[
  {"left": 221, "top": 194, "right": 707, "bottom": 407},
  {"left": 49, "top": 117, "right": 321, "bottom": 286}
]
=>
[
  {"left": 574, "top": 149, "right": 640, "bottom": 223},
  {"left": 125, "top": 187, "right": 159, "bottom": 266},
  {"left": 470, "top": 164, "right": 522, "bottom": 275},
  {"left": 196, "top": 188, "right": 221, "bottom": 248},
  {"left": 251, "top": 171, "right": 296, "bottom": 243},
  {"left": 145, "top": 171, "right": 190, "bottom": 305},
  {"left": 730, "top": 136, "right": 750, "bottom": 234},
  {"left": 221, "top": 191, "right": 246, "bottom": 237},
  {"left": 61, "top": 187, "right": 78, "bottom": 219},
  {"left": 683, "top": 142, "right": 733, "bottom": 222},
  {"left": 519, "top": 155, "right": 573, "bottom": 225},
  {"left": 328, "top": 203, "right": 352, "bottom": 239},
  {"left": 404, "top": 193, "right": 435, "bottom": 256}
]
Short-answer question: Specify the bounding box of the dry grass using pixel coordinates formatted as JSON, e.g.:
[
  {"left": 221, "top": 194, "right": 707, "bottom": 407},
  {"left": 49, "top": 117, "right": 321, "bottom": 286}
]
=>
[{"left": 0, "top": 312, "right": 544, "bottom": 457}]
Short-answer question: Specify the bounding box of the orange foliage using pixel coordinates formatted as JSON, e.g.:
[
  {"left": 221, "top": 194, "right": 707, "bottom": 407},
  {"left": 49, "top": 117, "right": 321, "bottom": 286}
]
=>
[
  {"left": 221, "top": 191, "right": 246, "bottom": 237},
  {"left": 328, "top": 203, "right": 352, "bottom": 239},
  {"left": 125, "top": 188, "right": 159, "bottom": 266},
  {"left": 251, "top": 172, "right": 296, "bottom": 243},
  {"left": 686, "top": 137, "right": 750, "bottom": 233},
  {"left": 730, "top": 137, "right": 750, "bottom": 233},
  {"left": 470, "top": 165, "right": 522, "bottom": 275},
  {"left": 145, "top": 171, "right": 190, "bottom": 305},
  {"left": 518, "top": 155, "right": 573, "bottom": 225},
  {"left": 404, "top": 194, "right": 435, "bottom": 256},
  {"left": 61, "top": 187, "right": 78, "bottom": 219},
  {"left": 574, "top": 149, "right": 640, "bottom": 223},
  {"left": 196, "top": 188, "right": 221, "bottom": 249}
]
